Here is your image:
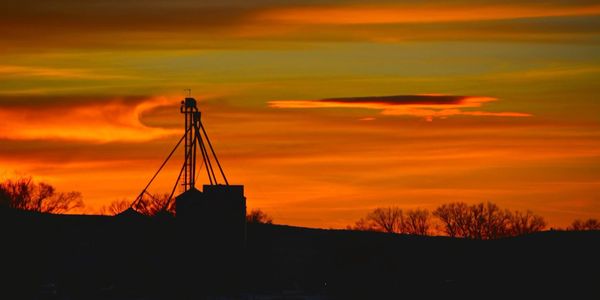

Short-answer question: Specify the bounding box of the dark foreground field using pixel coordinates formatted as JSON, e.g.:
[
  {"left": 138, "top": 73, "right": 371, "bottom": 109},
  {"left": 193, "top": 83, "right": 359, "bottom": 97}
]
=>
[{"left": 1, "top": 207, "right": 599, "bottom": 299}]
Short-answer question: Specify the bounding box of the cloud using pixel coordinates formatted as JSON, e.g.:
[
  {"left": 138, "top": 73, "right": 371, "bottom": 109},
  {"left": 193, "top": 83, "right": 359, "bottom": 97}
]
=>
[
  {"left": 0, "top": 65, "right": 133, "bottom": 80},
  {"left": 1, "top": 91, "right": 598, "bottom": 227},
  {"left": 0, "top": 95, "right": 180, "bottom": 142},
  {"left": 269, "top": 94, "right": 531, "bottom": 121},
  {"left": 255, "top": 3, "right": 600, "bottom": 25},
  {"left": 2, "top": 1, "right": 600, "bottom": 51}
]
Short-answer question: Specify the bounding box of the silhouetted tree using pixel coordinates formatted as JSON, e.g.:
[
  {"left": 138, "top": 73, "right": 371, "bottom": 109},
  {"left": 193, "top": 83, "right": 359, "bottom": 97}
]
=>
[
  {"left": 433, "top": 202, "right": 514, "bottom": 239},
  {"left": 134, "top": 193, "right": 174, "bottom": 216},
  {"left": 568, "top": 218, "right": 600, "bottom": 231},
  {"left": 99, "top": 199, "right": 130, "bottom": 215},
  {"left": 347, "top": 207, "right": 404, "bottom": 233},
  {"left": 367, "top": 207, "right": 404, "bottom": 233},
  {"left": 509, "top": 210, "right": 546, "bottom": 235},
  {"left": 404, "top": 209, "right": 431, "bottom": 235},
  {"left": 246, "top": 209, "right": 273, "bottom": 224},
  {"left": 347, "top": 217, "right": 378, "bottom": 231},
  {"left": 432, "top": 202, "right": 470, "bottom": 238},
  {"left": 0, "top": 177, "right": 83, "bottom": 213},
  {"left": 467, "top": 202, "right": 512, "bottom": 239}
]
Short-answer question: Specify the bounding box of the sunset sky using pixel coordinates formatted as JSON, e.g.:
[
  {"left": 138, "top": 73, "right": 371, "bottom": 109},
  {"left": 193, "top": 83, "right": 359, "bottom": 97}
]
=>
[{"left": 1, "top": 0, "right": 600, "bottom": 228}]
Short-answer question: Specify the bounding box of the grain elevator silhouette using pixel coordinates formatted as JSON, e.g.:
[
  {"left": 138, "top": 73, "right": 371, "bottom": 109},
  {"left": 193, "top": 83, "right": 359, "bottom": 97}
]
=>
[{"left": 131, "top": 95, "right": 246, "bottom": 252}]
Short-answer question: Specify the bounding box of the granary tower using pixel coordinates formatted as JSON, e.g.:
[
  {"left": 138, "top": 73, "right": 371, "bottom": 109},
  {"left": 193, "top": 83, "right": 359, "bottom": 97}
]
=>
[
  {"left": 175, "top": 97, "right": 246, "bottom": 250},
  {"left": 130, "top": 95, "right": 246, "bottom": 250}
]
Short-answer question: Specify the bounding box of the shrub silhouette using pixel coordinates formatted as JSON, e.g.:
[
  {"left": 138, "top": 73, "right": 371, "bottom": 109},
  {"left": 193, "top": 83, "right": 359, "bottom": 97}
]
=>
[
  {"left": 99, "top": 199, "right": 131, "bottom": 215},
  {"left": 568, "top": 218, "right": 600, "bottom": 231},
  {"left": 347, "top": 217, "right": 379, "bottom": 231},
  {"left": 247, "top": 209, "right": 273, "bottom": 224}
]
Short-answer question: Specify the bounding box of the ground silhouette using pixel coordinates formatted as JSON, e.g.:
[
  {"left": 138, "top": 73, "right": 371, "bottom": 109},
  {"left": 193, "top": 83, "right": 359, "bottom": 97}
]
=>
[{"left": 0, "top": 206, "right": 598, "bottom": 299}]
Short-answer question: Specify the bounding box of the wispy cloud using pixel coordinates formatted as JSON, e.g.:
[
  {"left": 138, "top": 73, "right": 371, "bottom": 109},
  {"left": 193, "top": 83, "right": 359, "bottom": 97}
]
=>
[
  {"left": 0, "top": 96, "right": 179, "bottom": 142},
  {"left": 255, "top": 4, "right": 600, "bottom": 25},
  {"left": 269, "top": 95, "right": 531, "bottom": 121},
  {"left": 2, "top": 1, "right": 600, "bottom": 51},
  {"left": 0, "top": 65, "right": 132, "bottom": 80}
]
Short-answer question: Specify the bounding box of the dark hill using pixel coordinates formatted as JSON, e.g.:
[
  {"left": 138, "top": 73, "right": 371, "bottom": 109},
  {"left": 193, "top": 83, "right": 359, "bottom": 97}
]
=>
[{"left": 1, "top": 208, "right": 599, "bottom": 299}]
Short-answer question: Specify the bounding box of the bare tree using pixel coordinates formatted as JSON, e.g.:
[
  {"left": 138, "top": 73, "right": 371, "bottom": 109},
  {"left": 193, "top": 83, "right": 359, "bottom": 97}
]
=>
[
  {"left": 134, "top": 193, "right": 174, "bottom": 216},
  {"left": 347, "top": 217, "right": 378, "bottom": 231},
  {"left": 509, "top": 210, "right": 546, "bottom": 236},
  {"left": 246, "top": 209, "right": 273, "bottom": 224},
  {"left": 433, "top": 202, "right": 470, "bottom": 238},
  {"left": 99, "top": 199, "right": 130, "bottom": 215},
  {"left": 468, "top": 202, "right": 512, "bottom": 239},
  {"left": 404, "top": 209, "right": 431, "bottom": 235},
  {"left": 351, "top": 202, "right": 548, "bottom": 239},
  {"left": 347, "top": 207, "right": 404, "bottom": 233},
  {"left": 433, "top": 202, "right": 513, "bottom": 239},
  {"left": 568, "top": 219, "right": 600, "bottom": 231},
  {"left": 0, "top": 177, "right": 83, "bottom": 213},
  {"left": 365, "top": 207, "right": 404, "bottom": 233}
]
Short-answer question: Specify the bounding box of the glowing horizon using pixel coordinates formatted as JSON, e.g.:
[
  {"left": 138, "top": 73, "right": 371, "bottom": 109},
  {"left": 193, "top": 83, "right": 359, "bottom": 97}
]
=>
[{"left": 1, "top": 0, "right": 600, "bottom": 229}]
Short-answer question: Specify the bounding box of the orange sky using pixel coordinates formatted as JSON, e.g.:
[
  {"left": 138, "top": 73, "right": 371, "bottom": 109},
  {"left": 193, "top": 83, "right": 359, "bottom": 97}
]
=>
[{"left": 1, "top": 0, "right": 600, "bottom": 228}]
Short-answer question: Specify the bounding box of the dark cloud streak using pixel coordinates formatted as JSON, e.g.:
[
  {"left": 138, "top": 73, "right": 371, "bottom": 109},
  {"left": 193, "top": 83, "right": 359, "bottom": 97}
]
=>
[
  {"left": 0, "top": 94, "right": 150, "bottom": 108},
  {"left": 269, "top": 94, "right": 532, "bottom": 120},
  {"left": 321, "top": 95, "right": 467, "bottom": 105}
]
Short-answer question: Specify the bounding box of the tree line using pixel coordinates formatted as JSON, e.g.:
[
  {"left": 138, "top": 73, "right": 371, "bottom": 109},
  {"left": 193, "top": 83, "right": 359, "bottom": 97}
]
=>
[
  {"left": 2, "top": 177, "right": 598, "bottom": 235},
  {"left": 348, "top": 202, "right": 600, "bottom": 238},
  {"left": 1, "top": 177, "right": 274, "bottom": 224}
]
